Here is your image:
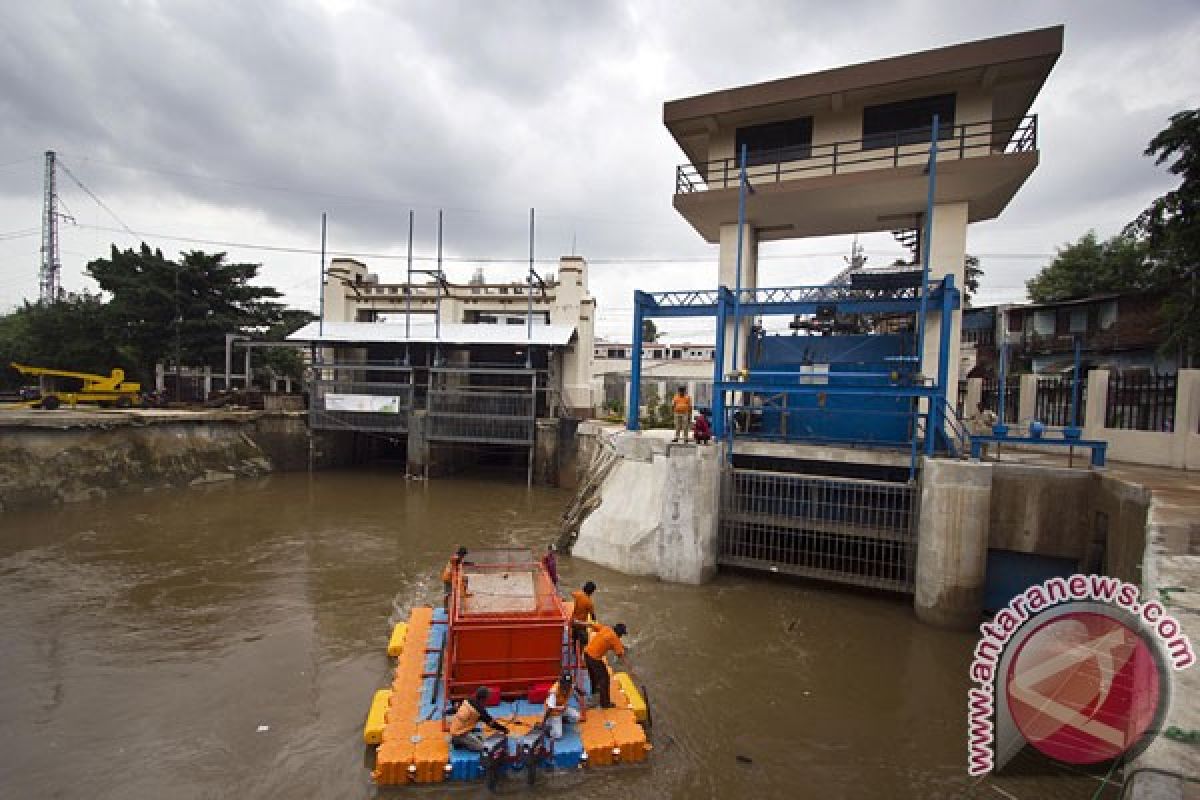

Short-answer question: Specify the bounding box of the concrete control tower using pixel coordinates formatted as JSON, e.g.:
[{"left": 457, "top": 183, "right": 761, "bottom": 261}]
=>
[{"left": 664, "top": 25, "right": 1062, "bottom": 392}]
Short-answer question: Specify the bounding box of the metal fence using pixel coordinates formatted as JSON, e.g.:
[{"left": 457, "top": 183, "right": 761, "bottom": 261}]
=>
[
  {"left": 425, "top": 366, "right": 540, "bottom": 445},
  {"left": 956, "top": 380, "right": 968, "bottom": 417},
  {"left": 1106, "top": 373, "right": 1177, "bottom": 432},
  {"left": 981, "top": 377, "right": 1019, "bottom": 423},
  {"left": 718, "top": 469, "right": 917, "bottom": 593},
  {"left": 309, "top": 362, "right": 413, "bottom": 432},
  {"left": 1034, "top": 375, "right": 1087, "bottom": 427},
  {"left": 676, "top": 115, "right": 1037, "bottom": 193}
]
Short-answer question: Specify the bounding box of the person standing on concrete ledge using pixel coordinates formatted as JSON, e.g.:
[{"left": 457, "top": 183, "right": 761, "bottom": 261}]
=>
[
  {"left": 672, "top": 386, "right": 693, "bottom": 443},
  {"left": 541, "top": 544, "right": 558, "bottom": 585},
  {"left": 442, "top": 545, "right": 468, "bottom": 599},
  {"left": 583, "top": 622, "right": 628, "bottom": 708},
  {"left": 570, "top": 581, "right": 597, "bottom": 654}
]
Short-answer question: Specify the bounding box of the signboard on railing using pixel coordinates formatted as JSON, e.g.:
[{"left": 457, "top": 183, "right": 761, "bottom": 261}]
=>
[{"left": 324, "top": 393, "right": 403, "bottom": 413}]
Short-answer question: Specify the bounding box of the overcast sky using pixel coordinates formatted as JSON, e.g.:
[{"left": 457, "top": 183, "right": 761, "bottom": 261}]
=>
[{"left": 2, "top": 1, "right": 1197, "bottom": 342}]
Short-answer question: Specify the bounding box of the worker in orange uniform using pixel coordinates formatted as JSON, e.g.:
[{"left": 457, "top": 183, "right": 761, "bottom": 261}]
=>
[
  {"left": 671, "top": 385, "right": 693, "bottom": 443},
  {"left": 569, "top": 581, "right": 597, "bottom": 655},
  {"left": 442, "top": 546, "right": 468, "bottom": 599},
  {"left": 543, "top": 670, "right": 584, "bottom": 740},
  {"left": 449, "top": 686, "right": 509, "bottom": 751},
  {"left": 583, "top": 622, "right": 628, "bottom": 708}
]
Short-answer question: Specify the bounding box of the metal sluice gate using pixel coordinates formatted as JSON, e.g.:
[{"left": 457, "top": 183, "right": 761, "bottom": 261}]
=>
[{"left": 718, "top": 467, "right": 918, "bottom": 593}]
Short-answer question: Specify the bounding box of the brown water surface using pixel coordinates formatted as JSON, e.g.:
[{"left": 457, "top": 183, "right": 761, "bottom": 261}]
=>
[{"left": 0, "top": 469, "right": 1099, "bottom": 799}]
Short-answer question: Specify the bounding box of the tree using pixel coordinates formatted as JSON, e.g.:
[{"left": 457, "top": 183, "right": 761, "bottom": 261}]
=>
[
  {"left": 258, "top": 309, "right": 317, "bottom": 384},
  {"left": 964, "top": 254, "right": 983, "bottom": 307},
  {"left": 0, "top": 294, "right": 134, "bottom": 389},
  {"left": 1128, "top": 108, "right": 1200, "bottom": 366},
  {"left": 86, "top": 245, "right": 286, "bottom": 379},
  {"left": 1024, "top": 230, "right": 1151, "bottom": 303},
  {"left": 641, "top": 318, "right": 659, "bottom": 343}
]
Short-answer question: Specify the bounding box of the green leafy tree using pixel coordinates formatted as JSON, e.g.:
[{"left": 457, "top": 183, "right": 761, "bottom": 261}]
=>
[
  {"left": 641, "top": 318, "right": 659, "bottom": 343},
  {"left": 1127, "top": 109, "right": 1200, "bottom": 366},
  {"left": 1024, "top": 231, "right": 1151, "bottom": 303},
  {"left": 964, "top": 254, "right": 982, "bottom": 307},
  {"left": 86, "top": 245, "right": 286, "bottom": 379},
  {"left": 258, "top": 309, "right": 316, "bottom": 384},
  {"left": 0, "top": 294, "right": 134, "bottom": 389}
]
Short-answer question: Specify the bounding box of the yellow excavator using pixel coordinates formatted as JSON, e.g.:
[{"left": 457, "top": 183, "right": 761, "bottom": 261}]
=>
[{"left": 8, "top": 363, "right": 143, "bottom": 410}]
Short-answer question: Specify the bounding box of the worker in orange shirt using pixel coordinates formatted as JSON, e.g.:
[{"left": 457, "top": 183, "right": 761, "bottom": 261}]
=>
[
  {"left": 442, "top": 546, "right": 468, "bottom": 599},
  {"left": 569, "top": 581, "right": 597, "bottom": 655},
  {"left": 583, "top": 622, "right": 628, "bottom": 708},
  {"left": 448, "top": 686, "right": 509, "bottom": 751},
  {"left": 671, "top": 385, "right": 693, "bottom": 443}
]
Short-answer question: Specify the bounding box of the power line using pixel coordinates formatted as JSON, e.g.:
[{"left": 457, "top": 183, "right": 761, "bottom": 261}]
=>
[{"left": 58, "top": 160, "right": 136, "bottom": 236}]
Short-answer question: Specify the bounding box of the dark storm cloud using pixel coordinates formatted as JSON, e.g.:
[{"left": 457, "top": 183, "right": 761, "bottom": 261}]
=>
[{"left": 1, "top": 0, "right": 1198, "bottom": 313}]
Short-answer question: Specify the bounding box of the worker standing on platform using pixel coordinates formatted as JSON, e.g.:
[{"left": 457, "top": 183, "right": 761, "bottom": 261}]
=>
[
  {"left": 570, "top": 581, "right": 597, "bottom": 654},
  {"left": 449, "top": 686, "right": 509, "bottom": 751},
  {"left": 583, "top": 622, "right": 628, "bottom": 708},
  {"left": 671, "top": 386, "right": 693, "bottom": 443},
  {"left": 541, "top": 544, "right": 558, "bottom": 586},
  {"left": 543, "top": 670, "right": 584, "bottom": 740},
  {"left": 442, "top": 546, "right": 468, "bottom": 599}
]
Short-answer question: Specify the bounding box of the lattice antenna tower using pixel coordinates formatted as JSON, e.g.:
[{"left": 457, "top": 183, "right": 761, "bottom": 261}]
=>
[{"left": 39, "top": 150, "right": 62, "bottom": 303}]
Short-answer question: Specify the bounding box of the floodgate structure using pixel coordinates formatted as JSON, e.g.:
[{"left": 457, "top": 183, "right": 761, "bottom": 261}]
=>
[{"left": 362, "top": 550, "right": 649, "bottom": 786}]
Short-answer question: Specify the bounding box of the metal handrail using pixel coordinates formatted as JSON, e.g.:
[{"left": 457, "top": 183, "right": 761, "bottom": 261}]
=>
[{"left": 675, "top": 114, "right": 1038, "bottom": 194}]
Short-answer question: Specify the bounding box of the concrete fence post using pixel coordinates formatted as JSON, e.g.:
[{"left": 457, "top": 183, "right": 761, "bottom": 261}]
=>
[
  {"left": 914, "top": 458, "right": 993, "bottom": 629},
  {"left": 965, "top": 377, "right": 983, "bottom": 417},
  {"left": 1176, "top": 369, "right": 1199, "bottom": 470},
  {"left": 1018, "top": 374, "right": 1038, "bottom": 425},
  {"left": 1084, "top": 369, "right": 1109, "bottom": 439}
]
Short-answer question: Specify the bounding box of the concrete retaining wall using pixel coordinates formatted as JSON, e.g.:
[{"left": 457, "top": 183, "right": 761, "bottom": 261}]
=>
[
  {"left": 0, "top": 410, "right": 354, "bottom": 513},
  {"left": 988, "top": 463, "right": 1092, "bottom": 560},
  {"left": 572, "top": 431, "right": 719, "bottom": 584}
]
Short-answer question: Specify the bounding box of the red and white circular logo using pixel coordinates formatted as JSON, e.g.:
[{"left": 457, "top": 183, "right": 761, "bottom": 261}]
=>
[{"left": 1006, "top": 611, "right": 1164, "bottom": 765}]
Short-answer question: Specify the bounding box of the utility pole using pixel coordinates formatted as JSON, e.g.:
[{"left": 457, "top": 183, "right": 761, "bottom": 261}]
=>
[{"left": 39, "top": 151, "right": 62, "bottom": 303}]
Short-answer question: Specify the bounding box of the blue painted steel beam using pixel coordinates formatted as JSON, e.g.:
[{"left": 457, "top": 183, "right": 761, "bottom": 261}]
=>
[
  {"left": 715, "top": 381, "right": 943, "bottom": 398},
  {"left": 712, "top": 286, "right": 730, "bottom": 437},
  {"left": 643, "top": 294, "right": 957, "bottom": 319},
  {"left": 627, "top": 290, "right": 647, "bottom": 431}
]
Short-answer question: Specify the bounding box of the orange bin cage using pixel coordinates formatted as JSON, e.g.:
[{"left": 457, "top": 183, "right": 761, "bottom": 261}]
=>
[{"left": 445, "top": 549, "right": 568, "bottom": 701}]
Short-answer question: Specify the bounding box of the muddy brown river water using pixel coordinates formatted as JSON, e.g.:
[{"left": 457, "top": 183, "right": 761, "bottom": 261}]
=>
[{"left": 0, "top": 468, "right": 1101, "bottom": 799}]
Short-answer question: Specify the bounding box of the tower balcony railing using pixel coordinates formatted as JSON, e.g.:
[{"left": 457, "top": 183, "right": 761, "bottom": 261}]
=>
[{"left": 675, "top": 114, "right": 1037, "bottom": 194}]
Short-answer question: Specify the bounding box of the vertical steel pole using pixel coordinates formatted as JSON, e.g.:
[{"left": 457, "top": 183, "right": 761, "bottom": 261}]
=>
[
  {"left": 527, "top": 208, "right": 534, "bottom": 368},
  {"left": 627, "top": 291, "right": 645, "bottom": 431},
  {"left": 435, "top": 209, "right": 443, "bottom": 363},
  {"left": 317, "top": 213, "right": 327, "bottom": 337},
  {"left": 713, "top": 287, "right": 729, "bottom": 437},
  {"left": 1069, "top": 335, "right": 1082, "bottom": 430},
  {"left": 730, "top": 144, "right": 749, "bottom": 376},
  {"left": 915, "top": 115, "right": 940, "bottom": 380},
  {"left": 996, "top": 341, "right": 1009, "bottom": 433},
  {"left": 405, "top": 210, "right": 413, "bottom": 365},
  {"left": 928, "top": 273, "right": 955, "bottom": 456}
]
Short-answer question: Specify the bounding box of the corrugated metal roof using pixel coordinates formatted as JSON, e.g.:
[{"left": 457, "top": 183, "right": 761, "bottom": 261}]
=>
[{"left": 286, "top": 320, "right": 577, "bottom": 347}]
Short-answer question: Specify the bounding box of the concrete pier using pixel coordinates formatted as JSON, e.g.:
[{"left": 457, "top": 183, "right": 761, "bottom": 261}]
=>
[{"left": 914, "top": 459, "right": 993, "bottom": 629}]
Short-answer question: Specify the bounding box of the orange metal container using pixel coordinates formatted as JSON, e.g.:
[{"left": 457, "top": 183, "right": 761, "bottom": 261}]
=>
[{"left": 445, "top": 550, "right": 568, "bottom": 700}]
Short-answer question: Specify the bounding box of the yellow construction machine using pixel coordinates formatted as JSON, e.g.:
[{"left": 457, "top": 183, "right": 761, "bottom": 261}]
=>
[{"left": 7, "top": 363, "right": 143, "bottom": 410}]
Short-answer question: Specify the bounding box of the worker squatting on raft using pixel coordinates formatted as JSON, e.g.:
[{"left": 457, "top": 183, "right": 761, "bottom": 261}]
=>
[
  {"left": 583, "top": 622, "right": 628, "bottom": 708},
  {"left": 441, "top": 546, "right": 468, "bottom": 598},
  {"left": 671, "top": 385, "right": 693, "bottom": 443},
  {"left": 543, "top": 670, "right": 585, "bottom": 740},
  {"left": 448, "top": 686, "right": 510, "bottom": 751},
  {"left": 570, "top": 581, "right": 597, "bottom": 654}
]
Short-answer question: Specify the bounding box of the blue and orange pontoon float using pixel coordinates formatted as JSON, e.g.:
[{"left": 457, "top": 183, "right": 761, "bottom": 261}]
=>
[{"left": 362, "top": 548, "right": 650, "bottom": 785}]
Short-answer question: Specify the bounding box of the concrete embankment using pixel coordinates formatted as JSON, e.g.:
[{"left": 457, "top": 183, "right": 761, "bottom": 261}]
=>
[
  {"left": 566, "top": 424, "right": 718, "bottom": 584},
  {"left": 0, "top": 409, "right": 353, "bottom": 512}
]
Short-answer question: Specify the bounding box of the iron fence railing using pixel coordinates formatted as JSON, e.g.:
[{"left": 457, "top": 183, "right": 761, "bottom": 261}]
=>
[
  {"left": 718, "top": 469, "right": 917, "bottom": 593},
  {"left": 676, "top": 115, "right": 1037, "bottom": 194},
  {"left": 981, "top": 376, "right": 1019, "bottom": 424},
  {"left": 1034, "top": 375, "right": 1087, "bottom": 428},
  {"left": 956, "top": 380, "right": 969, "bottom": 417},
  {"left": 309, "top": 363, "right": 414, "bottom": 432},
  {"left": 1106, "top": 374, "right": 1176, "bottom": 432}
]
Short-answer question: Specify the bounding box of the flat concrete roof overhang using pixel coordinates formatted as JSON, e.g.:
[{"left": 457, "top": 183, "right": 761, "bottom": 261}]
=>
[
  {"left": 664, "top": 26, "right": 1063, "bottom": 168},
  {"left": 674, "top": 150, "right": 1038, "bottom": 242}
]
